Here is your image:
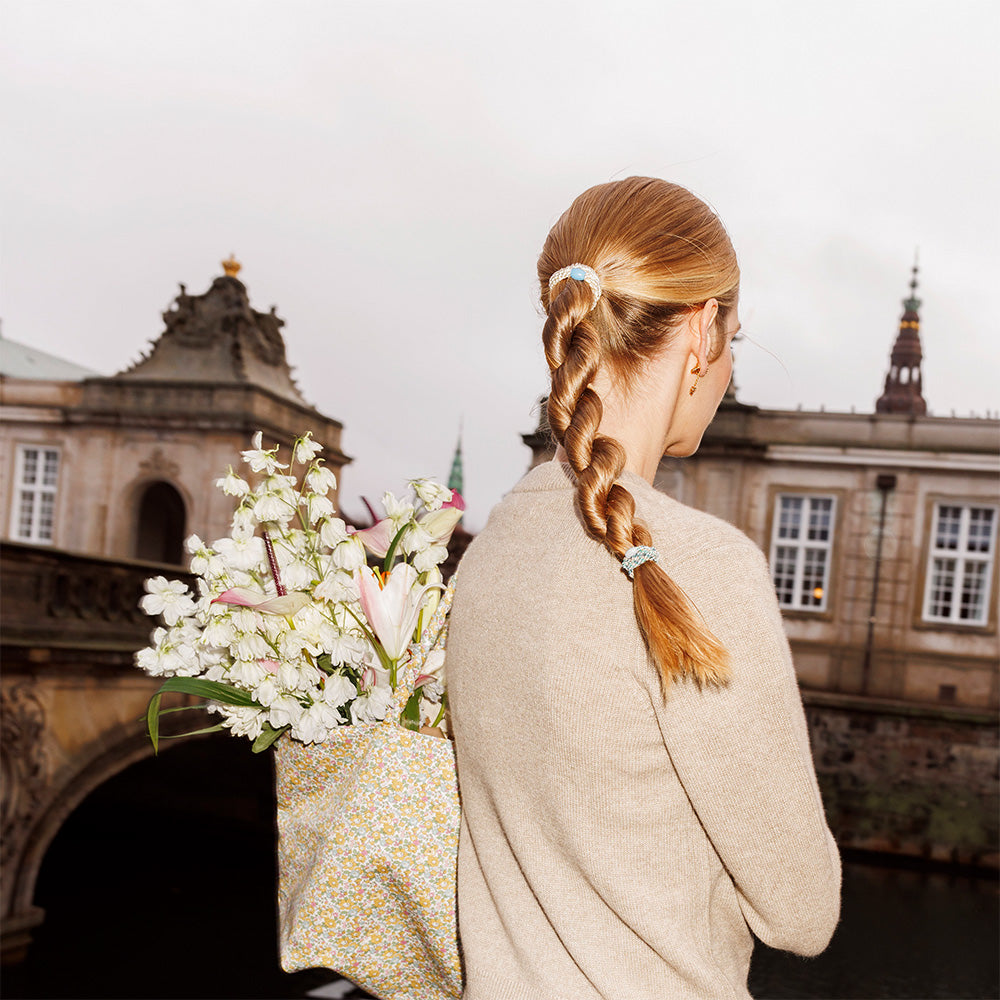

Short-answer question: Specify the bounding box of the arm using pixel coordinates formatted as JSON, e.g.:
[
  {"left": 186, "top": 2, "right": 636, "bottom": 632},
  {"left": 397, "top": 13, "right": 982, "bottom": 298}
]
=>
[{"left": 651, "top": 539, "right": 841, "bottom": 955}]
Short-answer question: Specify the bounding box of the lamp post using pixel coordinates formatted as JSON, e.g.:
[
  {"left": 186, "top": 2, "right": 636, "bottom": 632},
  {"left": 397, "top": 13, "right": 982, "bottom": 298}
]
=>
[{"left": 861, "top": 473, "right": 897, "bottom": 693}]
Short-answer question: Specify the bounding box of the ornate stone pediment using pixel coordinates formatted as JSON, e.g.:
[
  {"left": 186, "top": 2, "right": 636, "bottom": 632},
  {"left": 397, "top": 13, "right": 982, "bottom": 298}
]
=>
[{"left": 115, "top": 262, "right": 306, "bottom": 404}]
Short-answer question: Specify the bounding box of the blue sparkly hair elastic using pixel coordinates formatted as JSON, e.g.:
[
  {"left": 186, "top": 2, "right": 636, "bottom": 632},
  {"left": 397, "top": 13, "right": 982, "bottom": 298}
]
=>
[
  {"left": 621, "top": 545, "right": 659, "bottom": 579},
  {"left": 548, "top": 262, "right": 602, "bottom": 311}
]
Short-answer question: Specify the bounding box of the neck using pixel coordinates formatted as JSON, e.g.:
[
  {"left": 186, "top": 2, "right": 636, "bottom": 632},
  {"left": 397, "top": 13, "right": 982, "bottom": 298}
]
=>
[{"left": 553, "top": 360, "right": 685, "bottom": 485}]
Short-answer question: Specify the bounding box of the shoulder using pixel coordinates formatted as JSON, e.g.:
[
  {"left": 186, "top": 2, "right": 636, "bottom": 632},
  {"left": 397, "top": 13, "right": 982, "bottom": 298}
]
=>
[{"left": 622, "top": 472, "right": 765, "bottom": 573}]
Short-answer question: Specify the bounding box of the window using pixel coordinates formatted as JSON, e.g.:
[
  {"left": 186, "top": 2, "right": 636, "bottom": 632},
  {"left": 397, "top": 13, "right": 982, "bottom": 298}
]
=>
[
  {"left": 923, "top": 504, "right": 997, "bottom": 625},
  {"left": 770, "top": 494, "right": 835, "bottom": 611},
  {"left": 12, "top": 446, "right": 60, "bottom": 543}
]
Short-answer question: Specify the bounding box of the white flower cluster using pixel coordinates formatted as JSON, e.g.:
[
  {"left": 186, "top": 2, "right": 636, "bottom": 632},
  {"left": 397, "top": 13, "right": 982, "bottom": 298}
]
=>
[{"left": 135, "top": 432, "right": 454, "bottom": 747}]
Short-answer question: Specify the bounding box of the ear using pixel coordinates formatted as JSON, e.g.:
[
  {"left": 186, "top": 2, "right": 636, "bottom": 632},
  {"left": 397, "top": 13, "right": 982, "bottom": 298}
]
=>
[{"left": 685, "top": 299, "right": 719, "bottom": 373}]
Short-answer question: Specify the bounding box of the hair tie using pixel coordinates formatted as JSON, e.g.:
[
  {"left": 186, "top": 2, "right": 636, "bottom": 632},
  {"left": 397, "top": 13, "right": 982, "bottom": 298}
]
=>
[
  {"left": 622, "top": 545, "right": 659, "bottom": 579},
  {"left": 548, "top": 263, "right": 602, "bottom": 310}
]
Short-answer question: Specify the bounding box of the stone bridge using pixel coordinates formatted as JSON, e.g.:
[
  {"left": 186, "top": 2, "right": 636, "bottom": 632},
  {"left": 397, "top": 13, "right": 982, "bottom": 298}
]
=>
[{"left": 0, "top": 541, "right": 200, "bottom": 961}]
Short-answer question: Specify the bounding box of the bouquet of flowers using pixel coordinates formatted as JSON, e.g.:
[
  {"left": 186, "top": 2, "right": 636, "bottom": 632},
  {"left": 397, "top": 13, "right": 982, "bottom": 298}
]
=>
[
  {"left": 135, "top": 431, "right": 464, "bottom": 752},
  {"left": 136, "top": 431, "right": 466, "bottom": 1000}
]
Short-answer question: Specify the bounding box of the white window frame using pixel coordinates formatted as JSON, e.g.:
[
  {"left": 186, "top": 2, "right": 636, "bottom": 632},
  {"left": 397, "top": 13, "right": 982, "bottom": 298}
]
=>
[
  {"left": 769, "top": 493, "right": 836, "bottom": 612},
  {"left": 922, "top": 503, "right": 997, "bottom": 626},
  {"left": 11, "top": 445, "right": 60, "bottom": 544}
]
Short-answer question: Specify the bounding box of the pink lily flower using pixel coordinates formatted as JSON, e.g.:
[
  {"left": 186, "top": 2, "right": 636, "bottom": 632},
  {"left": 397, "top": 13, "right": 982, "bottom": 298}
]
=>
[
  {"left": 354, "top": 563, "right": 442, "bottom": 662},
  {"left": 212, "top": 587, "right": 311, "bottom": 616},
  {"left": 348, "top": 517, "right": 396, "bottom": 558},
  {"left": 443, "top": 490, "right": 465, "bottom": 512}
]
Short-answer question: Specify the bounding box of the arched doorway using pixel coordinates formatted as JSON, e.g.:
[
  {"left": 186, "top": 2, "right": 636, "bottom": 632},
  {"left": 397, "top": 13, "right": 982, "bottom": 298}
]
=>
[
  {"left": 3, "top": 735, "right": 337, "bottom": 999},
  {"left": 134, "top": 482, "right": 186, "bottom": 564}
]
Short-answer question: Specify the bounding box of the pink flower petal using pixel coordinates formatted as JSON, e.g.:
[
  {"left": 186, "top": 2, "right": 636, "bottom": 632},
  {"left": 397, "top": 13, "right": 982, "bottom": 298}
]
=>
[
  {"left": 212, "top": 587, "right": 310, "bottom": 616},
  {"left": 348, "top": 518, "right": 396, "bottom": 557}
]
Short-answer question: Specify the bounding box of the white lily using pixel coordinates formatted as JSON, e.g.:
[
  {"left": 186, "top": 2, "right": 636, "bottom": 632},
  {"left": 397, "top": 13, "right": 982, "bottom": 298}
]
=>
[{"left": 354, "top": 562, "right": 442, "bottom": 662}]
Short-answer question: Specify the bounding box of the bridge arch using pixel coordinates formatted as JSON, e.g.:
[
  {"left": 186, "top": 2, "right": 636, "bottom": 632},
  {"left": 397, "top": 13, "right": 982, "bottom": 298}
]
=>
[{"left": 7, "top": 712, "right": 200, "bottom": 924}]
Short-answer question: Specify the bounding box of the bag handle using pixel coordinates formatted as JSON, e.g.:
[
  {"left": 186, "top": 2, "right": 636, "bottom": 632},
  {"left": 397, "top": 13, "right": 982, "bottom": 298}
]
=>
[{"left": 389, "top": 572, "right": 457, "bottom": 719}]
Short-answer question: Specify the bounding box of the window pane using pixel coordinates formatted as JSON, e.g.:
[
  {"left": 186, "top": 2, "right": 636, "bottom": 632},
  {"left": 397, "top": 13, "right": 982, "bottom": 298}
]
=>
[
  {"left": 773, "top": 545, "right": 797, "bottom": 605},
  {"left": 935, "top": 506, "right": 962, "bottom": 550},
  {"left": 42, "top": 450, "right": 59, "bottom": 487},
  {"left": 22, "top": 449, "right": 38, "bottom": 486},
  {"left": 807, "top": 498, "right": 833, "bottom": 542},
  {"left": 929, "top": 557, "right": 956, "bottom": 618},
  {"left": 959, "top": 561, "right": 988, "bottom": 622},
  {"left": 800, "top": 548, "right": 827, "bottom": 606},
  {"left": 967, "top": 507, "right": 995, "bottom": 554},
  {"left": 778, "top": 497, "right": 802, "bottom": 540},
  {"left": 38, "top": 493, "right": 55, "bottom": 541},
  {"left": 18, "top": 491, "right": 35, "bottom": 538}
]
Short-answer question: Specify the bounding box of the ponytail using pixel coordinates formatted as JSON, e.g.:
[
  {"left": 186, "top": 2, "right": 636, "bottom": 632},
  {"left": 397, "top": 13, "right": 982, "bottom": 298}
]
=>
[
  {"left": 539, "top": 176, "right": 738, "bottom": 690},
  {"left": 543, "top": 284, "right": 730, "bottom": 690}
]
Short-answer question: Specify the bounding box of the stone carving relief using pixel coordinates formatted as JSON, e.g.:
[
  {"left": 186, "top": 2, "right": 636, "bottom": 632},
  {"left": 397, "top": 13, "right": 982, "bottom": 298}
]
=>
[
  {"left": 159, "top": 277, "right": 286, "bottom": 366},
  {"left": 138, "top": 449, "right": 181, "bottom": 480},
  {"left": 1, "top": 685, "right": 48, "bottom": 870}
]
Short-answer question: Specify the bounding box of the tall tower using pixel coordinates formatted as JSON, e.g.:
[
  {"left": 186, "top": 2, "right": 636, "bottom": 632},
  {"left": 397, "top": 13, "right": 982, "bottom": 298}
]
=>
[{"left": 876, "top": 261, "right": 927, "bottom": 416}]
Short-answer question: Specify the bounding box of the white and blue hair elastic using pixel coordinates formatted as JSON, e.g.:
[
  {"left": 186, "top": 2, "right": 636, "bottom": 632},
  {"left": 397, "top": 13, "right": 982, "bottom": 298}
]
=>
[
  {"left": 548, "top": 263, "right": 602, "bottom": 311},
  {"left": 622, "top": 545, "right": 659, "bottom": 579}
]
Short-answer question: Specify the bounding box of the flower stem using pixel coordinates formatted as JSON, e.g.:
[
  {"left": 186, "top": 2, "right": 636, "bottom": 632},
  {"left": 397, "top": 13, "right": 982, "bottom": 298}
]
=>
[{"left": 262, "top": 530, "right": 286, "bottom": 596}]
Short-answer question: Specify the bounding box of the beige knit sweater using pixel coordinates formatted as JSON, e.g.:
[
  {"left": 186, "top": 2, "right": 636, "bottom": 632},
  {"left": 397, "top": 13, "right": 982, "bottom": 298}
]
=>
[{"left": 447, "top": 461, "right": 841, "bottom": 1000}]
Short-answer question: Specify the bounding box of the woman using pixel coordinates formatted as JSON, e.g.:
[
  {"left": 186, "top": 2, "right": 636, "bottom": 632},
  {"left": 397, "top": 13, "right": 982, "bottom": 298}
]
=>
[{"left": 446, "top": 177, "right": 841, "bottom": 999}]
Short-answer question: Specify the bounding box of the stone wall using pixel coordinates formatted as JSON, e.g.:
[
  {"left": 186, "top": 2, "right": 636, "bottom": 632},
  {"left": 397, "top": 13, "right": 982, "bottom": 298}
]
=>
[{"left": 803, "top": 690, "right": 999, "bottom": 869}]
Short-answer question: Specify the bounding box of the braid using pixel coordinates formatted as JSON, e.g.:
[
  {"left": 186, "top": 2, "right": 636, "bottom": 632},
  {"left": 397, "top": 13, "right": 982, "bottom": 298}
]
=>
[
  {"left": 542, "top": 267, "right": 730, "bottom": 691},
  {"left": 543, "top": 284, "right": 624, "bottom": 545}
]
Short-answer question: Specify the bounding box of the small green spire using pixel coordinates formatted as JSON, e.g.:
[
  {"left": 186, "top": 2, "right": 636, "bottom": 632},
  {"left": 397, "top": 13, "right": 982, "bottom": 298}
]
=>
[{"left": 448, "top": 425, "right": 464, "bottom": 496}]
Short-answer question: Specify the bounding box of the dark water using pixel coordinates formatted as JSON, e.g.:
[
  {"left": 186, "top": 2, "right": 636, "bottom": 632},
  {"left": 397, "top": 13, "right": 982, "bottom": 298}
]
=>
[
  {"left": 4, "top": 736, "right": 997, "bottom": 1000},
  {"left": 748, "top": 857, "right": 999, "bottom": 999}
]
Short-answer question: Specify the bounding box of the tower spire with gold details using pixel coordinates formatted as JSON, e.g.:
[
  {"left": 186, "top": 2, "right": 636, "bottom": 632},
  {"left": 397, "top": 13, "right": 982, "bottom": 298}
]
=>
[{"left": 876, "top": 256, "right": 927, "bottom": 416}]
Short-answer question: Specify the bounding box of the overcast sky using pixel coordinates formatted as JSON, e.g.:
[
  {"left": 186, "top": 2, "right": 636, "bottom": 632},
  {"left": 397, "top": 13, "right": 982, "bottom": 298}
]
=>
[{"left": 3, "top": 0, "right": 998, "bottom": 530}]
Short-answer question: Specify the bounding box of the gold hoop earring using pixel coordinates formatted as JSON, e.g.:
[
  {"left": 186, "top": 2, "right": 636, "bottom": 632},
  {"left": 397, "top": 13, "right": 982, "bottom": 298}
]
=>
[{"left": 689, "top": 363, "right": 708, "bottom": 395}]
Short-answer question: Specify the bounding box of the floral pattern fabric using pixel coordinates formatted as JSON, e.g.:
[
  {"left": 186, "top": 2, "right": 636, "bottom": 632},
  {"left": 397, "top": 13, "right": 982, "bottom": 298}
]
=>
[{"left": 276, "top": 724, "right": 462, "bottom": 1000}]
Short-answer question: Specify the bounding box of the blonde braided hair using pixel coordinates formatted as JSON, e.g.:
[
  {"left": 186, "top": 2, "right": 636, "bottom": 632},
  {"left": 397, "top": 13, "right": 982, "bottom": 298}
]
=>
[{"left": 539, "top": 177, "right": 738, "bottom": 688}]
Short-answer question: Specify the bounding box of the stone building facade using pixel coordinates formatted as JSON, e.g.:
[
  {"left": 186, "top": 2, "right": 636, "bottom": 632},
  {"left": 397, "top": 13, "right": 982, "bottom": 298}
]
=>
[{"left": 0, "top": 258, "right": 349, "bottom": 564}]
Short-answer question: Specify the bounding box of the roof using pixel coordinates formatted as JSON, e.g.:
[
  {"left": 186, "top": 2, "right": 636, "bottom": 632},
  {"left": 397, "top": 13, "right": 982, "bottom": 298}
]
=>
[{"left": 0, "top": 334, "right": 102, "bottom": 381}]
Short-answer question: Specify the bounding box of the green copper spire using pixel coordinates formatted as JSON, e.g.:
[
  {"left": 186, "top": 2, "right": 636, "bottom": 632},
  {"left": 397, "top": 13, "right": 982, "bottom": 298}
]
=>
[{"left": 448, "top": 426, "right": 464, "bottom": 496}]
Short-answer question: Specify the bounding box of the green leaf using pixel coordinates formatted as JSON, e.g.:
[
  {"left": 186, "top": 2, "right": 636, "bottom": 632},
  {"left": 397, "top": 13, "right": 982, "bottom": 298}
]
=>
[
  {"left": 157, "top": 723, "right": 227, "bottom": 741},
  {"left": 143, "top": 704, "right": 212, "bottom": 719},
  {"left": 252, "top": 722, "right": 289, "bottom": 753},
  {"left": 146, "top": 692, "right": 163, "bottom": 755},
  {"left": 382, "top": 523, "right": 409, "bottom": 573},
  {"left": 317, "top": 652, "right": 333, "bottom": 674},
  {"left": 145, "top": 678, "right": 260, "bottom": 754},
  {"left": 153, "top": 677, "right": 258, "bottom": 707},
  {"left": 400, "top": 690, "right": 422, "bottom": 731}
]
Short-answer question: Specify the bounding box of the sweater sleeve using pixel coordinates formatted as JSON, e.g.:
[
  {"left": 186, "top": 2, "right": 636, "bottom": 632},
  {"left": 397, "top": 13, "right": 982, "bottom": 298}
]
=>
[{"left": 647, "top": 538, "right": 842, "bottom": 956}]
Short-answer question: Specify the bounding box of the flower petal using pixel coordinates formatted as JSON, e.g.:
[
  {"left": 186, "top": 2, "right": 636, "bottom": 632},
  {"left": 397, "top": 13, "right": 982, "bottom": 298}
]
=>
[
  {"left": 348, "top": 517, "right": 396, "bottom": 557},
  {"left": 213, "top": 587, "right": 311, "bottom": 616}
]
